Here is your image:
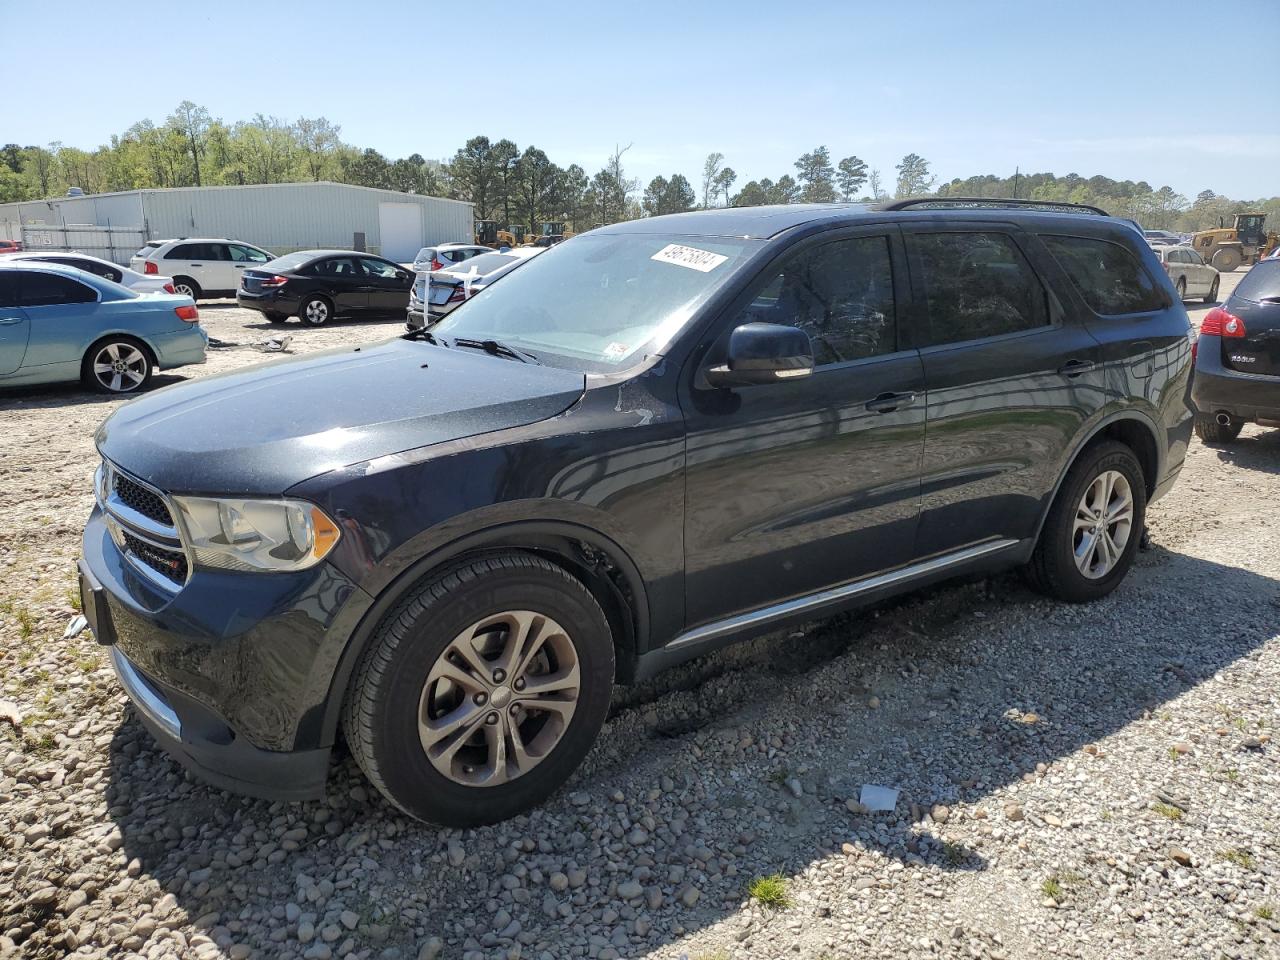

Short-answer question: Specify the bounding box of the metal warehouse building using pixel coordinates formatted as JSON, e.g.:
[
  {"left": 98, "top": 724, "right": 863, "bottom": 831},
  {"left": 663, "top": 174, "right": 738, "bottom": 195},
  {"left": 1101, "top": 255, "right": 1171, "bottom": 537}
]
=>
[{"left": 0, "top": 182, "right": 474, "bottom": 264}]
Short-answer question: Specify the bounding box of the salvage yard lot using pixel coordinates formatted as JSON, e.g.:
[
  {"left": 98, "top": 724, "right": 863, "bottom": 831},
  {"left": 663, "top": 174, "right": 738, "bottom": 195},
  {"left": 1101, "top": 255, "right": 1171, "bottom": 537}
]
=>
[{"left": 1, "top": 275, "right": 1277, "bottom": 960}]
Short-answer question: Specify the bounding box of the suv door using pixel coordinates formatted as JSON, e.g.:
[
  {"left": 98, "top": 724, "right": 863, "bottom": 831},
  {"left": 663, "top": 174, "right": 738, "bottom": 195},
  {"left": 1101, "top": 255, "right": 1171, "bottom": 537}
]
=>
[
  {"left": 165, "top": 242, "right": 222, "bottom": 294},
  {"left": 309, "top": 256, "right": 369, "bottom": 314},
  {"left": 902, "top": 225, "right": 1106, "bottom": 555},
  {"left": 228, "top": 243, "right": 272, "bottom": 291},
  {"left": 680, "top": 227, "right": 927, "bottom": 629},
  {"left": 358, "top": 256, "right": 413, "bottom": 312}
]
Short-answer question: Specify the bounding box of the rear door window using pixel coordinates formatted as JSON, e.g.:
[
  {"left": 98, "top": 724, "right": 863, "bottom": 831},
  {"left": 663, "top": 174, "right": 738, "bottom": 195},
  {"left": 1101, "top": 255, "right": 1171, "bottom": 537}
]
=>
[
  {"left": 313, "top": 257, "right": 361, "bottom": 278},
  {"left": 19, "top": 272, "right": 97, "bottom": 306},
  {"left": 1040, "top": 235, "right": 1166, "bottom": 315},
  {"left": 0, "top": 273, "right": 19, "bottom": 307},
  {"left": 912, "top": 232, "right": 1049, "bottom": 345}
]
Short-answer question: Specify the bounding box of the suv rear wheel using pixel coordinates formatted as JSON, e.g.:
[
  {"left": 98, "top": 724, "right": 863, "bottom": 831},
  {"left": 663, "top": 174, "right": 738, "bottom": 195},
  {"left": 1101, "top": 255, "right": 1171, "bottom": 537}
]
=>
[
  {"left": 344, "top": 553, "right": 615, "bottom": 826},
  {"left": 1026, "top": 441, "right": 1146, "bottom": 603},
  {"left": 171, "top": 276, "right": 201, "bottom": 301}
]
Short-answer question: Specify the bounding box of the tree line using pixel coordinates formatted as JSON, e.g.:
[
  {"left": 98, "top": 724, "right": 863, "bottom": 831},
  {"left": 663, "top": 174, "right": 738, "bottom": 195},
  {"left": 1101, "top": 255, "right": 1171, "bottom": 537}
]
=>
[{"left": 1, "top": 101, "right": 1275, "bottom": 234}]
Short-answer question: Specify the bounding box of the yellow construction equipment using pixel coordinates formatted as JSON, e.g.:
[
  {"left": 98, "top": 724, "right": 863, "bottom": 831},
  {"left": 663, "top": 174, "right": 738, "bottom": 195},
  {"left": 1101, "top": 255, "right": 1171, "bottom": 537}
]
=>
[
  {"left": 474, "top": 220, "right": 520, "bottom": 249},
  {"left": 1191, "top": 213, "right": 1279, "bottom": 272},
  {"left": 522, "top": 222, "right": 575, "bottom": 247}
]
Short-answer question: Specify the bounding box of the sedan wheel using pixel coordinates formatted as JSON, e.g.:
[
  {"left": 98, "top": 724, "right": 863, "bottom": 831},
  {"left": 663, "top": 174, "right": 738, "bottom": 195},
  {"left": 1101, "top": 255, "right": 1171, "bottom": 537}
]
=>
[
  {"left": 419, "top": 610, "right": 580, "bottom": 787},
  {"left": 301, "top": 297, "right": 331, "bottom": 325},
  {"left": 86, "top": 340, "right": 152, "bottom": 393},
  {"left": 1072, "top": 470, "right": 1133, "bottom": 580}
]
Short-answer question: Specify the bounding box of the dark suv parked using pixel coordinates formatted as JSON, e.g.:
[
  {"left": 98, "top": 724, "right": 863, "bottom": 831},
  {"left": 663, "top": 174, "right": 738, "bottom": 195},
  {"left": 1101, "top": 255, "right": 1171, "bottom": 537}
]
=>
[
  {"left": 1190, "top": 258, "right": 1280, "bottom": 441},
  {"left": 80, "top": 199, "right": 1193, "bottom": 826}
]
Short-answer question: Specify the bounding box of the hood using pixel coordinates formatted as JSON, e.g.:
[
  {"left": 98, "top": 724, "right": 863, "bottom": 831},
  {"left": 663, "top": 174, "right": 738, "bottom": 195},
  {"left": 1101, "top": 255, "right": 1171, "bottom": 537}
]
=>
[{"left": 96, "top": 337, "right": 586, "bottom": 494}]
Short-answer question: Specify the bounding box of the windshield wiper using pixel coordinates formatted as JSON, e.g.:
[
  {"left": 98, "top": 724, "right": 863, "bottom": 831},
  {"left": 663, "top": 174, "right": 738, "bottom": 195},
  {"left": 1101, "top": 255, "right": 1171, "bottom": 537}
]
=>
[
  {"left": 403, "top": 328, "right": 449, "bottom": 346},
  {"left": 451, "top": 337, "right": 539, "bottom": 364}
]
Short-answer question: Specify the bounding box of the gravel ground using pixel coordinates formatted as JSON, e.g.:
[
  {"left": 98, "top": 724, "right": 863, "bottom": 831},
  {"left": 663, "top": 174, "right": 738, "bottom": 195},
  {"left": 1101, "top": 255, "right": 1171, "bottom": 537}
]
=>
[{"left": 1, "top": 280, "right": 1277, "bottom": 960}]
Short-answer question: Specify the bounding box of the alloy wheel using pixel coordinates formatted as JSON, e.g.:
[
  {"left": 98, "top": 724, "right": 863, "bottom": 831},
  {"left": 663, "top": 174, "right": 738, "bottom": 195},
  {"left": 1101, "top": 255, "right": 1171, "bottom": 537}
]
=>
[
  {"left": 1072, "top": 469, "right": 1133, "bottom": 579},
  {"left": 92, "top": 342, "right": 148, "bottom": 393},
  {"left": 174, "top": 283, "right": 196, "bottom": 298},
  {"left": 418, "top": 610, "right": 580, "bottom": 787},
  {"left": 304, "top": 300, "right": 329, "bottom": 324}
]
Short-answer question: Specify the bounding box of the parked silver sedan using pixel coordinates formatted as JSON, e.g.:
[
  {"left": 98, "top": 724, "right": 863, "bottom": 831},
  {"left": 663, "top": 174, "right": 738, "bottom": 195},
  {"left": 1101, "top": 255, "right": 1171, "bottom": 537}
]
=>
[{"left": 1153, "top": 244, "right": 1220, "bottom": 303}]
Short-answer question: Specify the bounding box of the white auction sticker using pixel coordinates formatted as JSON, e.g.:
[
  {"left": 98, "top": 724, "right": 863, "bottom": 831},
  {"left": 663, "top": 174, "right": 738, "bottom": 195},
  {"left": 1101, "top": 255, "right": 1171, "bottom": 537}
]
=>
[{"left": 650, "top": 243, "right": 728, "bottom": 273}]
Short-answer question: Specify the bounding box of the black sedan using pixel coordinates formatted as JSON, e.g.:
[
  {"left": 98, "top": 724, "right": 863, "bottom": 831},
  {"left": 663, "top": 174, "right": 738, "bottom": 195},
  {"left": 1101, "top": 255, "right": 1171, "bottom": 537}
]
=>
[{"left": 237, "top": 250, "right": 414, "bottom": 325}]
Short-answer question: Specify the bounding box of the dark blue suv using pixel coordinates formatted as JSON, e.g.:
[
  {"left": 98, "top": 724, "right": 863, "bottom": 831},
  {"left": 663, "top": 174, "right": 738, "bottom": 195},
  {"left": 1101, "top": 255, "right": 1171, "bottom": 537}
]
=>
[{"left": 80, "top": 199, "right": 1193, "bottom": 825}]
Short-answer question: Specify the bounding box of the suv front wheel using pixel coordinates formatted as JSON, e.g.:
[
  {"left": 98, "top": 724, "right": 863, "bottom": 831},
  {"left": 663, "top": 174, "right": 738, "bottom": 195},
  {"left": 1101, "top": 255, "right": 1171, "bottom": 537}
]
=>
[
  {"left": 344, "top": 553, "right": 615, "bottom": 826},
  {"left": 1026, "top": 440, "right": 1147, "bottom": 603}
]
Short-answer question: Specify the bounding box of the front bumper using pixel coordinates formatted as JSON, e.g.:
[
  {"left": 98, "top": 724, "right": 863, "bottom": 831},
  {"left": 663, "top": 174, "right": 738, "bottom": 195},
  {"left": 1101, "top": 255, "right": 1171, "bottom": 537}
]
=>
[
  {"left": 1191, "top": 337, "right": 1280, "bottom": 424},
  {"left": 81, "top": 504, "right": 373, "bottom": 800}
]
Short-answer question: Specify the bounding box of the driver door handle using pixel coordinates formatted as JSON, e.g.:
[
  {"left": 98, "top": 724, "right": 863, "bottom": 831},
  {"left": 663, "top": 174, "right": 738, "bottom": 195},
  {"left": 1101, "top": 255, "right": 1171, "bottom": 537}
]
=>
[
  {"left": 1058, "top": 359, "right": 1097, "bottom": 377},
  {"left": 865, "top": 391, "right": 916, "bottom": 413}
]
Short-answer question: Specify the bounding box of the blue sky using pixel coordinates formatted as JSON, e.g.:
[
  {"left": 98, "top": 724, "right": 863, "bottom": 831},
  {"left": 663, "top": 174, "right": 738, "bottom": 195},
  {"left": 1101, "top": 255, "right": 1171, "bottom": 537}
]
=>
[{"left": 4, "top": 0, "right": 1278, "bottom": 199}]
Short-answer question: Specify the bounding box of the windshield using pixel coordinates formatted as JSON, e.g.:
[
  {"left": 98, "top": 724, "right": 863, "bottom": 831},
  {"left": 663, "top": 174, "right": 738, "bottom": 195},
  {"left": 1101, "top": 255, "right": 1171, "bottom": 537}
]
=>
[{"left": 430, "top": 232, "right": 757, "bottom": 373}]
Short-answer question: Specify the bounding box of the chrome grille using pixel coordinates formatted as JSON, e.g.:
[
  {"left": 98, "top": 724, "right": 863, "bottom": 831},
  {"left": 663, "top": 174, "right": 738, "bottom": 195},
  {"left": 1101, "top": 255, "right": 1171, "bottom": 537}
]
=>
[{"left": 96, "top": 461, "right": 191, "bottom": 591}]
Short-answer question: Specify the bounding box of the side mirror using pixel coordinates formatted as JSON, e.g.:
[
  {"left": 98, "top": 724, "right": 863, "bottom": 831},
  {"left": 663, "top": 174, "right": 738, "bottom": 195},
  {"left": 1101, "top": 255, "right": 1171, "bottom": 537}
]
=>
[
  {"left": 705, "top": 322, "right": 814, "bottom": 388},
  {"left": 396, "top": 270, "right": 409, "bottom": 281}
]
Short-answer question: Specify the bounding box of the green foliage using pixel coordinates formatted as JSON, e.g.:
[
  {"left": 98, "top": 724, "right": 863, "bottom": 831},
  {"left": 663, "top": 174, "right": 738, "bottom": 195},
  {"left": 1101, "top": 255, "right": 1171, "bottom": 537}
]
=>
[
  {"left": 1151, "top": 802, "right": 1183, "bottom": 821},
  {"left": 747, "top": 874, "right": 791, "bottom": 908},
  {"left": 837, "top": 155, "right": 868, "bottom": 201},
  {"left": 895, "top": 152, "right": 935, "bottom": 198},
  {"left": 795, "top": 145, "right": 837, "bottom": 202}
]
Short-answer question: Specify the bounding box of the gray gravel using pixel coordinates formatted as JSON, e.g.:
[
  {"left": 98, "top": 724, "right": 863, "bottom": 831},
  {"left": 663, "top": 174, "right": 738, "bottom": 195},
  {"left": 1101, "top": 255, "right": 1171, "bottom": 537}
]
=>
[{"left": 1, "top": 283, "right": 1278, "bottom": 959}]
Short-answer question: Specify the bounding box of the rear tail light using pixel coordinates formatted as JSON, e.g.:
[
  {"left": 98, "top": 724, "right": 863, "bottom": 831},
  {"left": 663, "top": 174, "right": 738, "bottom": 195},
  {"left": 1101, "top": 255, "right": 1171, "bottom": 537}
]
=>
[
  {"left": 144, "top": 261, "right": 158, "bottom": 275},
  {"left": 259, "top": 274, "right": 288, "bottom": 287},
  {"left": 430, "top": 258, "right": 444, "bottom": 271},
  {"left": 175, "top": 305, "right": 199, "bottom": 323},
  {"left": 1200, "top": 307, "right": 1246, "bottom": 338},
  {"left": 163, "top": 282, "right": 175, "bottom": 294},
  {"left": 447, "top": 286, "right": 467, "bottom": 303}
]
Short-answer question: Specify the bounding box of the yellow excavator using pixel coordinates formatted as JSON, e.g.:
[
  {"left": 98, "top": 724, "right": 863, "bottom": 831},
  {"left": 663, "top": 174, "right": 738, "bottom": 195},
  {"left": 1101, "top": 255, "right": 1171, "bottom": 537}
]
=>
[
  {"left": 522, "top": 222, "right": 575, "bottom": 247},
  {"left": 473, "top": 220, "right": 520, "bottom": 249},
  {"left": 1191, "top": 213, "right": 1280, "bottom": 272}
]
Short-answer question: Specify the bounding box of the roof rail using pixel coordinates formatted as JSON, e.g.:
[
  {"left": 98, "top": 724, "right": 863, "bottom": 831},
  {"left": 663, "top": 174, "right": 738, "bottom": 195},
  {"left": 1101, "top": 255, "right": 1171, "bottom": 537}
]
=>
[{"left": 878, "top": 196, "right": 1111, "bottom": 217}]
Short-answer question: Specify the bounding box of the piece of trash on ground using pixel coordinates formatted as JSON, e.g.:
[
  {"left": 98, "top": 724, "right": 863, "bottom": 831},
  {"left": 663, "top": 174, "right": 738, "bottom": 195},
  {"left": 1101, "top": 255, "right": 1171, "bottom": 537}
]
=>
[
  {"left": 0, "top": 699, "right": 22, "bottom": 729},
  {"left": 251, "top": 335, "right": 293, "bottom": 353},
  {"left": 63, "top": 614, "right": 88, "bottom": 639},
  {"left": 859, "top": 784, "right": 900, "bottom": 812}
]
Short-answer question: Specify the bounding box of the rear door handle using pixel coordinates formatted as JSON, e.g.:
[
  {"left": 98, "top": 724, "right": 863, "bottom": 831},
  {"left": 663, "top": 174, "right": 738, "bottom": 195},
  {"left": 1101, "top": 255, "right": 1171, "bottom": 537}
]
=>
[
  {"left": 1057, "top": 359, "right": 1097, "bottom": 377},
  {"left": 190, "top": 262, "right": 203, "bottom": 267},
  {"left": 864, "top": 391, "right": 916, "bottom": 413},
  {"left": 0, "top": 316, "right": 24, "bottom": 326}
]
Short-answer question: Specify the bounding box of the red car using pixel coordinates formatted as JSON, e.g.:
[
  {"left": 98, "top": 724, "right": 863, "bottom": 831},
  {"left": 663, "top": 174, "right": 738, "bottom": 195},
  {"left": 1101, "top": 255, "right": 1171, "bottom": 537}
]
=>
[{"left": 0, "top": 240, "right": 22, "bottom": 254}]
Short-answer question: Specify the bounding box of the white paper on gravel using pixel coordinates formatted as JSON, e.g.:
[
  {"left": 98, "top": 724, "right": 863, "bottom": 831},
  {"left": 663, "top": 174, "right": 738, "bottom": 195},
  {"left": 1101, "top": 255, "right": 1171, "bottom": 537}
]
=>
[{"left": 859, "top": 784, "right": 900, "bottom": 811}]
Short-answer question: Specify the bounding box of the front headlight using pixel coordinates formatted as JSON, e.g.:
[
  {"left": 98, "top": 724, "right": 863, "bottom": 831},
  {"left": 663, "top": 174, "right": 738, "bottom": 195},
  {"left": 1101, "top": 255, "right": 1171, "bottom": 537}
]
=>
[{"left": 171, "top": 496, "right": 341, "bottom": 572}]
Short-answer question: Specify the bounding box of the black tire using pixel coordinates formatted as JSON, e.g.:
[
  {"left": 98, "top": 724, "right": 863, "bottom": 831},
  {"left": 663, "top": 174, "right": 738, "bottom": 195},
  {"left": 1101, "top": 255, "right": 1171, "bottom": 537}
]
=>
[
  {"left": 1203, "top": 276, "right": 1219, "bottom": 304},
  {"left": 299, "top": 295, "right": 332, "bottom": 326},
  {"left": 171, "top": 276, "right": 201, "bottom": 301},
  {"left": 264, "top": 311, "right": 288, "bottom": 323},
  {"left": 1194, "top": 413, "right": 1243, "bottom": 443},
  {"left": 1211, "top": 248, "right": 1242, "bottom": 273},
  {"left": 81, "top": 336, "right": 154, "bottom": 394},
  {"left": 1175, "top": 278, "right": 1186, "bottom": 300},
  {"left": 1025, "top": 441, "right": 1147, "bottom": 604},
  {"left": 343, "top": 553, "right": 615, "bottom": 826}
]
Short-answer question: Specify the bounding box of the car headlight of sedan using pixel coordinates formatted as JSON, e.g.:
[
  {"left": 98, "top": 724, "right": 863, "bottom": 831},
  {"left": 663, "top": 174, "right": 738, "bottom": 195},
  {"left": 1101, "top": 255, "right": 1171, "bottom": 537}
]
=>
[{"left": 172, "top": 496, "right": 341, "bottom": 572}]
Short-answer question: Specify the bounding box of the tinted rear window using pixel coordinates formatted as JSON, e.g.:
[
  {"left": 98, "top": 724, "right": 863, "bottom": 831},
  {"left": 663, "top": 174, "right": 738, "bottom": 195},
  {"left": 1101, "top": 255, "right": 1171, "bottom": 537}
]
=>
[
  {"left": 1234, "top": 261, "right": 1280, "bottom": 302},
  {"left": 1041, "top": 235, "right": 1166, "bottom": 315},
  {"left": 263, "top": 252, "right": 314, "bottom": 273},
  {"left": 134, "top": 242, "right": 162, "bottom": 258}
]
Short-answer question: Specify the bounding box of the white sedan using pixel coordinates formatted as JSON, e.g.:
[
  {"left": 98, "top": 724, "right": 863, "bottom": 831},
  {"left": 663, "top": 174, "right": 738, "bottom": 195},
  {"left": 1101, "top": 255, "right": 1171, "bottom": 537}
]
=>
[{"left": 0, "top": 250, "right": 176, "bottom": 294}]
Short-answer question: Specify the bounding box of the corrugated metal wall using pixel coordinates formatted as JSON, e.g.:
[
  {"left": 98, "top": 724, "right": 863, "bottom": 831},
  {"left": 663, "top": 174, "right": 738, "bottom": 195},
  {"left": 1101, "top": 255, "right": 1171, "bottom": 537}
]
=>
[{"left": 0, "top": 183, "right": 473, "bottom": 257}]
